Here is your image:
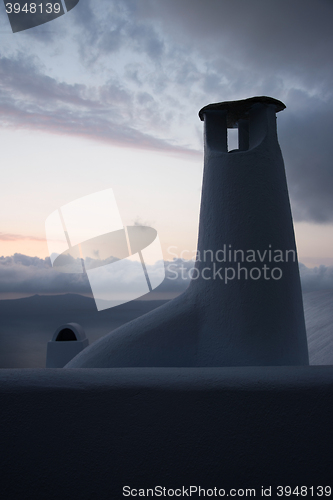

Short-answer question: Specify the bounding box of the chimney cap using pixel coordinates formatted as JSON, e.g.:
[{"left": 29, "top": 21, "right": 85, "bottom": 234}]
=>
[{"left": 199, "top": 96, "right": 286, "bottom": 127}]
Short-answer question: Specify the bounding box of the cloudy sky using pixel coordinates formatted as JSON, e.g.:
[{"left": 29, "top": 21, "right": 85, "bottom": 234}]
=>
[{"left": 0, "top": 0, "right": 333, "bottom": 297}]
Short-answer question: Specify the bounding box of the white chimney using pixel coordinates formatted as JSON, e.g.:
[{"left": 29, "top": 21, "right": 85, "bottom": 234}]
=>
[
  {"left": 46, "top": 323, "right": 89, "bottom": 368},
  {"left": 65, "top": 96, "right": 309, "bottom": 368}
]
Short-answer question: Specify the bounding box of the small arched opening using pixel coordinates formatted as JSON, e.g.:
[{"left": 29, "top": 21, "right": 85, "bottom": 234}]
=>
[{"left": 56, "top": 328, "right": 77, "bottom": 341}]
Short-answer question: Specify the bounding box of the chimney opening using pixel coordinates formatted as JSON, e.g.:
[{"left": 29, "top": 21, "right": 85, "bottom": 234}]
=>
[
  {"left": 56, "top": 328, "right": 77, "bottom": 341},
  {"left": 227, "top": 127, "right": 239, "bottom": 152}
]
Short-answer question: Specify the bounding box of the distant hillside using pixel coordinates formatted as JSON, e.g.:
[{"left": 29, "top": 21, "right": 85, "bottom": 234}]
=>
[
  {"left": 0, "top": 293, "right": 96, "bottom": 315},
  {"left": 0, "top": 291, "right": 332, "bottom": 368},
  {"left": 303, "top": 290, "right": 333, "bottom": 365},
  {"left": 0, "top": 294, "right": 168, "bottom": 368}
]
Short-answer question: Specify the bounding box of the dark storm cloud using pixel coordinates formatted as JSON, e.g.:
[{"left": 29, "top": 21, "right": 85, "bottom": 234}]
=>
[
  {"left": 0, "top": 254, "right": 188, "bottom": 296},
  {"left": 67, "top": 0, "right": 165, "bottom": 66},
  {"left": 70, "top": 0, "right": 121, "bottom": 60},
  {"left": 67, "top": 0, "right": 333, "bottom": 223},
  {"left": 0, "top": 53, "right": 199, "bottom": 154},
  {"left": 0, "top": 254, "right": 91, "bottom": 294},
  {"left": 163, "top": 259, "right": 333, "bottom": 294},
  {"left": 279, "top": 90, "right": 333, "bottom": 223},
  {"left": 1, "top": 254, "right": 332, "bottom": 296},
  {"left": 133, "top": 0, "right": 333, "bottom": 222},
  {"left": 138, "top": 0, "right": 333, "bottom": 83},
  {"left": 2, "top": 0, "right": 333, "bottom": 220},
  {"left": 126, "top": 22, "right": 165, "bottom": 61},
  {"left": 161, "top": 259, "right": 333, "bottom": 295},
  {"left": 0, "top": 253, "right": 187, "bottom": 296},
  {"left": 0, "top": 55, "right": 98, "bottom": 108}
]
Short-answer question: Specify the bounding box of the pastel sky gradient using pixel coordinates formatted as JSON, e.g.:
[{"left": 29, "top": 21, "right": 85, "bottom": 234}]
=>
[{"left": 0, "top": 0, "right": 333, "bottom": 268}]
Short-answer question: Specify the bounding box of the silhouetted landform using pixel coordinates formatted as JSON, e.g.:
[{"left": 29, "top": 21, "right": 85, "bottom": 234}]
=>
[
  {"left": 303, "top": 290, "right": 333, "bottom": 365},
  {"left": 0, "top": 294, "right": 167, "bottom": 368},
  {"left": 0, "top": 291, "right": 331, "bottom": 368}
]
